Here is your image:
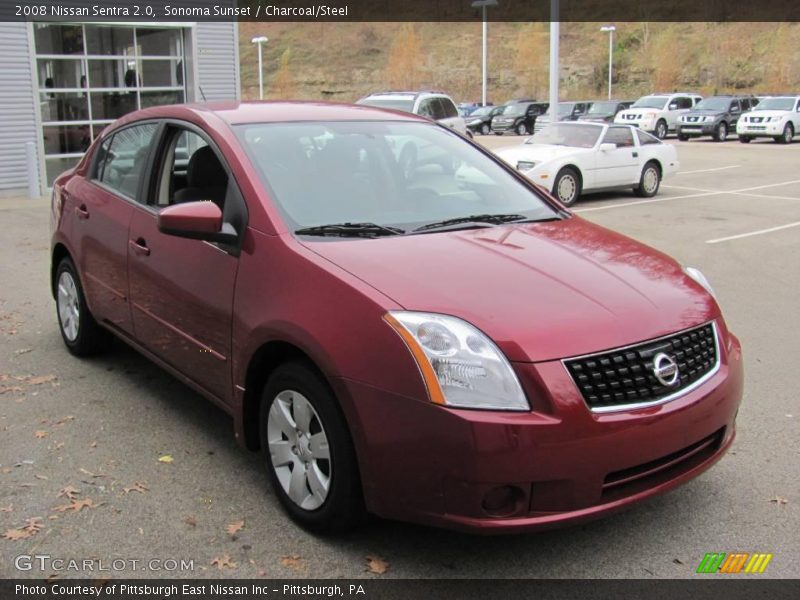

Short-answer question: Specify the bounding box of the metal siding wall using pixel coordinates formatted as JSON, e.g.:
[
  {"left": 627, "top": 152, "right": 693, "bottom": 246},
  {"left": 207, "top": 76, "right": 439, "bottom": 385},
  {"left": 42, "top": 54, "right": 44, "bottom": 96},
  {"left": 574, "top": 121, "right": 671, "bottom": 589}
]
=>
[
  {"left": 0, "top": 23, "right": 39, "bottom": 195},
  {"left": 195, "top": 23, "right": 240, "bottom": 101}
]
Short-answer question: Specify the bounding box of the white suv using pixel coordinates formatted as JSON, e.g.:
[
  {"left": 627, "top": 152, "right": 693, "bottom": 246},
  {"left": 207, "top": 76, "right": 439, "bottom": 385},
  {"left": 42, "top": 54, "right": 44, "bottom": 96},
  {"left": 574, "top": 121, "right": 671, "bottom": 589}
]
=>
[
  {"left": 737, "top": 96, "right": 800, "bottom": 144},
  {"left": 356, "top": 91, "right": 469, "bottom": 136},
  {"left": 615, "top": 93, "right": 703, "bottom": 139}
]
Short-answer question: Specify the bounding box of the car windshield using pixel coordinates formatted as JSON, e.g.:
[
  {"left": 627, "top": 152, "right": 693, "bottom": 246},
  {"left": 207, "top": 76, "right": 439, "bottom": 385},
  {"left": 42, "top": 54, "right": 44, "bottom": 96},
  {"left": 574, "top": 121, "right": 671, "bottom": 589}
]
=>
[
  {"left": 525, "top": 123, "right": 602, "bottom": 148},
  {"left": 357, "top": 97, "right": 415, "bottom": 113},
  {"left": 501, "top": 104, "right": 526, "bottom": 116},
  {"left": 632, "top": 96, "right": 669, "bottom": 109},
  {"left": 754, "top": 97, "right": 796, "bottom": 111},
  {"left": 470, "top": 106, "right": 493, "bottom": 117},
  {"left": 694, "top": 98, "right": 731, "bottom": 111},
  {"left": 587, "top": 102, "right": 617, "bottom": 114},
  {"left": 236, "top": 121, "right": 559, "bottom": 234}
]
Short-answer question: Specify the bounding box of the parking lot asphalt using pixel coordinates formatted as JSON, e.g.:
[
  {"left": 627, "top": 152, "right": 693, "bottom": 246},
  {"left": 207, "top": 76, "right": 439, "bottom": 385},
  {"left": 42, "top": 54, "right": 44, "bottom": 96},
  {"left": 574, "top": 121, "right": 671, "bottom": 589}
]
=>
[{"left": 1, "top": 136, "right": 798, "bottom": 579}]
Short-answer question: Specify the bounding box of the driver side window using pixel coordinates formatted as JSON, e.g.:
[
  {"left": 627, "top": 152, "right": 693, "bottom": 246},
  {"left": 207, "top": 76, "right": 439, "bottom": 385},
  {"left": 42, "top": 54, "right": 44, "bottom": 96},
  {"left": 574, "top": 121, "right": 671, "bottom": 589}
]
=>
[
  {"left": 155, "top": 128, "right": 229, "bottom": 210},
  {"left": 603, "top": 126, "right": 635, "bottom": 147}
]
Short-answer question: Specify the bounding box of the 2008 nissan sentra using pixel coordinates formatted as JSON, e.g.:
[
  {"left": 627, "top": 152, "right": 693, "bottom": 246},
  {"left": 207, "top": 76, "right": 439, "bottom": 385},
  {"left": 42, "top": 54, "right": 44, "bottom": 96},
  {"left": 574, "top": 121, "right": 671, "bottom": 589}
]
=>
[{"left": 50, "top": 102, "right": 743, "bottom": 534}]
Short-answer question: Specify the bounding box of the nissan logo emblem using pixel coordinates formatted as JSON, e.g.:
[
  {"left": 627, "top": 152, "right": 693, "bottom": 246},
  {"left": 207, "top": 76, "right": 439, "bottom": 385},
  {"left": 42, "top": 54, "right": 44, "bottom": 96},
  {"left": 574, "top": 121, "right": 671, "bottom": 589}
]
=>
[{"left": 652, "top": 352, "right": 680, "bottom": 386}]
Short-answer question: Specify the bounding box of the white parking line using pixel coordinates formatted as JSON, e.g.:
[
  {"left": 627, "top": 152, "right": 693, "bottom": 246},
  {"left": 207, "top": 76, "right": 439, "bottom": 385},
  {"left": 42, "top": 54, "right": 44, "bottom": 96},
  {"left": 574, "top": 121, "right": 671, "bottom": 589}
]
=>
[
  {"left": 706, "top": 221, "right": 800, "bottom": 244},
  {"left": 676, "top": 165, "right": 741, "bottom": 175},
  {"left": 732, "top": 192, "right": 800, "bottom": 202},
  {"left": 662, "top": 184, "right": 716, "bottom": 192},
  {"left": 576, "top": 179, "right": 800, "bottom": 213}
]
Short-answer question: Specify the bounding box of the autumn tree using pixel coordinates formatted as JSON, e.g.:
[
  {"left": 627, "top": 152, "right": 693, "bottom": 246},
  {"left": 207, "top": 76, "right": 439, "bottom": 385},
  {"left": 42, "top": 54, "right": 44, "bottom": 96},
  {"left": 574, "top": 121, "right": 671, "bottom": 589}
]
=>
[
  {"left": 272, "top": 47, "right": 296, "bottom": 99},
  {"left": 385, "top": 24, "right": 424, "bottom": 89},
  {"left": 514, "top": 23, "right": 549, "bottom": 98}
]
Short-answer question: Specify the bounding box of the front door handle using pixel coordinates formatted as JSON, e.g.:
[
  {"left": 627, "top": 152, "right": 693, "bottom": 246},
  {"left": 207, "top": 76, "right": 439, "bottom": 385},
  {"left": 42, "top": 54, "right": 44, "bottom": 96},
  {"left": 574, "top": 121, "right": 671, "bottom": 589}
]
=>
[
  {"left": 129, "top": 238, "right": 150, "bottom": 257},
  {"left": 632, "top": 151, "right": 639, "bottom": 158},
  {"left": 75, "top": 204, "right": 89, "bottom": 219}
]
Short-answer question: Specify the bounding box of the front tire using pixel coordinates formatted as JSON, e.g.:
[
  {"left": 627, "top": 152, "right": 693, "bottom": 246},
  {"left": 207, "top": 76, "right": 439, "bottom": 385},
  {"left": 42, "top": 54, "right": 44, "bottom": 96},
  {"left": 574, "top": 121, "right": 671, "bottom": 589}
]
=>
[
  {"left": 634, "top": 161, "right": 661, "bottom": 198},
  {"left": 713, "top": 121, "right": 728, "bottom": 142},
  {"left": 260, "top": 362, "right": 363, "bottom": 534},
  {"left": 55, "top": 257, "right": 112, "bottom": 356},
  {"left": 655, "top": 120, "right": 668, "bottom": 140},
  {"left": 481, "top": 123, "right": 490, "bottom": 135},
  {"left": 776, "top": 123, "right": 794, "bottom": 144},
  {"left": 739, "top": 135, "right": 752, "bottom": 143},
  {"left": 552, "top": 167, "right": 581, "bottom": 207},
  {"left": 677, "top": 133, "right": 690, "bottom": 141}
]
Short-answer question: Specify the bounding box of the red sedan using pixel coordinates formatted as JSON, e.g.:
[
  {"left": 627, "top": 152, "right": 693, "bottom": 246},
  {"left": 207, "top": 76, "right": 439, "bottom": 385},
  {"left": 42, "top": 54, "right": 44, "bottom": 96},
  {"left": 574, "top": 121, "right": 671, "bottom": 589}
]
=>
[{"left": 50, "top": 102, "right": 743, "bottom": 533}]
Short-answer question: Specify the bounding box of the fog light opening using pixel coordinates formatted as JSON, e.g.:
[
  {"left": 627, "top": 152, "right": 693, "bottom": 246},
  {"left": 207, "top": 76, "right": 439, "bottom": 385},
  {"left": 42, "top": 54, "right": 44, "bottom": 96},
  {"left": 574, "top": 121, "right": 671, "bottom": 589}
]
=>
[{"left": 481, "top": 485, "right": 525, "bottom": 518}]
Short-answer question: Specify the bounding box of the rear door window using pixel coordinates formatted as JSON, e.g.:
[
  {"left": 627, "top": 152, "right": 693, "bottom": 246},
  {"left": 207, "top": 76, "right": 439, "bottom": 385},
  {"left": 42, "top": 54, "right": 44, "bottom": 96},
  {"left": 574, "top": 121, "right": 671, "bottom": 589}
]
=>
[
  {"left": 438, "top": 97, "right": 458, "bottom": 119},
  {"left": 430, "top": 98, "right": 448, "bottom": 121},
  {"left": 603, "top": 126, "right": 635, "bottom": 147},
  {"left": 94, "top": 122, "right": 159, "bottom": 201}
]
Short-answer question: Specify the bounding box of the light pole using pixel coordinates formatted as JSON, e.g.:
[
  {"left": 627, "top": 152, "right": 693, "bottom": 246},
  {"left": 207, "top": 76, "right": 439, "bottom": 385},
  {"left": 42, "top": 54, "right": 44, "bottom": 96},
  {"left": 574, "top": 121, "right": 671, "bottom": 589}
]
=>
[
  {"left": 549, "top": 0, "right": 559, "bottom": 116},
  {"left": 472, "top": 0, "right": 497, "bottom": 106},
  {"left": 251, "top": 36, "right": 268, "bottom": 100},
  {"left": 600, "top": 25, "right": 616, "bottom": 100}
]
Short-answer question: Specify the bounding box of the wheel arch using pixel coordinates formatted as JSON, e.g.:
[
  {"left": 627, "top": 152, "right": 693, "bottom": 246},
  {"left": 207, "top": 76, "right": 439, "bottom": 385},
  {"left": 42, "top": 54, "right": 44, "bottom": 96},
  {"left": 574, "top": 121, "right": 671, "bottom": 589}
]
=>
[{"left": 51, "top": 243, "right": 72, "bottom": 299}]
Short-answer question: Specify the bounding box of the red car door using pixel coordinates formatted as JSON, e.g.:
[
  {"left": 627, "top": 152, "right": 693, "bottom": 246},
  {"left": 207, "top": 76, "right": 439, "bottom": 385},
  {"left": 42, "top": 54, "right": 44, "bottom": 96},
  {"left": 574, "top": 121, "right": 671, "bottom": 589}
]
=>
[
  {"left": 71, "top": 122, "right": 160, "bottom": 334},
  {"left": 127, "top": 125, "right": 242, "bottom": 403}
]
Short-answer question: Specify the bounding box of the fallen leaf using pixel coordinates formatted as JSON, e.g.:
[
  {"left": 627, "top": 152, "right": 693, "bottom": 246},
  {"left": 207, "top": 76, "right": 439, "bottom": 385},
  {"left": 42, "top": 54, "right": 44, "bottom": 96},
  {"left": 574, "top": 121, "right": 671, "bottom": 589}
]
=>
[
  {"left": 158, "top": 455, "right": 174, "bottom": 464},
  {"left": 673, "top": 558, "right": 684, "bottom": 565},
  {"left": 26, "top": 374, "right": 58, "bottom": 386},
  {"left": 34, "top": 474, "right": 48, "bottom": 480},
  {"left": 14, "top": 348, "right": 32, "bottom": 355},
  {"left": 769, "top": 496, "right": 789, "bottom": 505},
  {"left": 0, "top": 386, "right": 24, "bottom": 395},
  {"left": 0, "top": 504, "right": 12, "bottom": 513},
  {"left": 23, "top": 518, "right": 43, "bottom": 533},
  {"left": 365, "top": 555, "right": 390, "bottom": 575},
  {"left": 123, "top": 482, "right": 148, "bottom": 494},
  {"left": 79, "top": 468, "right": 103, "bottom": 478},
  {"left": 226, "top": 520, "right": 245, "bottom": 536},
  {"left": 210, "top": 554, "right": 237, "bottom": 570},
  {"left": 280, "top": 554, "right": 306, "bottom": 571},
  {"left": 55, "top": 416, "right": 75, "bottom": 425},
  {"left": 2, "top": 528, "right": 31, "bottom": 541},
  {"left": 54, "top": 498, "right": 96, "bottom": 513},
  {"left": 90, "top": 442, "right": 97, "bottom": 448},
  {"left": 184, "top": 516, "right": 197, "bottom": 528},
  {"left": 58, "top": 486, "right": 79, "bottom": 500},
  {"left": 34, "top": 431, "right": 49, "bottom": 439}
]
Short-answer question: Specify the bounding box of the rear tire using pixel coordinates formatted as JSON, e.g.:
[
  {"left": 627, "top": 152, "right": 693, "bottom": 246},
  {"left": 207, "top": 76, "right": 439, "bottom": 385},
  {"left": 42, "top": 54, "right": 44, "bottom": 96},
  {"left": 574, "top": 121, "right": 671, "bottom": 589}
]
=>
[
  {"left": 634, "top": 161, "right": 661, "bottom": 198},
  {"left": 55, "top": 257, "right": 112, "bottom": 357},
  {"left": 516, "top": 122, "right": 528, "bottom": 135},
  {"left": 481, "top": 123, "right": 490, "bottom": 135},
  {"left": 552, "top": 167, "right": 581, "bottom": 207},
  {"left": 259, "top": 362, "right": 363, "bottom": 534}
]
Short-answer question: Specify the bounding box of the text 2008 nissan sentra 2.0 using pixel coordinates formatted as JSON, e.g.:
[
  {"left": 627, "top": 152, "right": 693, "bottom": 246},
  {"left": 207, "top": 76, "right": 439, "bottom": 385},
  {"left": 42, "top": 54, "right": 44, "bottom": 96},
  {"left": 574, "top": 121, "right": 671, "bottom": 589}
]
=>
[{"left": 50, "top": 102, "right": 743, "bottom": 534}]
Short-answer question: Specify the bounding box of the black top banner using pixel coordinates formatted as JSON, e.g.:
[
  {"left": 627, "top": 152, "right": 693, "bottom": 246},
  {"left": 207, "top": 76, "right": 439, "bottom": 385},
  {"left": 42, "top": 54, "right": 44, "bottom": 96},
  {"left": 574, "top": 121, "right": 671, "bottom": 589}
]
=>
[{"left": 2, "top": 0, "right": 800, "bottom": 22}]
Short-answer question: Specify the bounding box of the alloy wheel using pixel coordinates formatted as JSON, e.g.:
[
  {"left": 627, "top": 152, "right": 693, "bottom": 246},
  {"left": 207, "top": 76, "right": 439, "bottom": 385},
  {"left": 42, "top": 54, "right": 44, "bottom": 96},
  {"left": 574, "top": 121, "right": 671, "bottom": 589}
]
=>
[
  {"left": 267, "top": 390, "right": 332, "bottom": 511},
  {"left": 57, "top": 271, "right": 80, "bottom": 342}
]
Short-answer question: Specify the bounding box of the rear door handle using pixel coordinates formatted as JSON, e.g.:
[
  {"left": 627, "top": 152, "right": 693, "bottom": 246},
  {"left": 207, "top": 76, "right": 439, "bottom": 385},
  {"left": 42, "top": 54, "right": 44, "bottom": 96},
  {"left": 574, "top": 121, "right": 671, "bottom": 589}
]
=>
[
  {"left": 129, "top": 238, "right": 150, "bottom": 257},
  {"left": 75, "top": 204, "right": 89, "bottom": 219}
]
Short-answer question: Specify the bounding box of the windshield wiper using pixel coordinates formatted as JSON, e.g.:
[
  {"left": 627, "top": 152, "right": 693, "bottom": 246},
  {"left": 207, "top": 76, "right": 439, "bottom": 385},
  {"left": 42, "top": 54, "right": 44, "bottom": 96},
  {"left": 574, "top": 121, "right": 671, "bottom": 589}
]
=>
[
  {"left": 294, "top": 222, "right": 405, "bottom": 238},
  {"left": 411, "top": 213, "right": 559, "bottom": 234}
]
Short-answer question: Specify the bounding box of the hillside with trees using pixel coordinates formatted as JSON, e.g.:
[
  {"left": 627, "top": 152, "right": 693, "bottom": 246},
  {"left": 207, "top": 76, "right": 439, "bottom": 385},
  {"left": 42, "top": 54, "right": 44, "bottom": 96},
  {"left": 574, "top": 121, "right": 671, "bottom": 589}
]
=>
[{"left": 238, "top": 22, "right": 800, "bottom": 103}]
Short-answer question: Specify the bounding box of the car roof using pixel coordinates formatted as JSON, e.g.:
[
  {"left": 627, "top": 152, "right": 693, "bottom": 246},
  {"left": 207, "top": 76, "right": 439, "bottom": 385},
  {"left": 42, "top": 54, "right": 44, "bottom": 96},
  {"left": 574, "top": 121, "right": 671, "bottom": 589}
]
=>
[{"left": 111, "top": 101, "right": 430, "bottom": 128}]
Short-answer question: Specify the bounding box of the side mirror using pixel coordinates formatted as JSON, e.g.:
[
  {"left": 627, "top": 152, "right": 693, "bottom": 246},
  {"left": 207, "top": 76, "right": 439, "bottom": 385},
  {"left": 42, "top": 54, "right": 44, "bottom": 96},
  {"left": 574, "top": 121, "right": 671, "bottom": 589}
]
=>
[
  {"left": 599, "top": 143, "right": 617, "bottom": 152},
  {"left": 158, "top": 201, "right": 237, "bottom": 244},
  {"left": 668, "top": 103, "right": 678, "bottom": 110}
]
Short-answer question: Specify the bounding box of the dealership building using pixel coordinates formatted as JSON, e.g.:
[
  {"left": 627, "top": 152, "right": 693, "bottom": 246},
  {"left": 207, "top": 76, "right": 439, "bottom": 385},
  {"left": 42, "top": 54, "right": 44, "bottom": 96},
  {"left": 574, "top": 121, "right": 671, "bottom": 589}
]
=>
[{"left": 0, "top": 20, "right": 241, "bottom": 197}]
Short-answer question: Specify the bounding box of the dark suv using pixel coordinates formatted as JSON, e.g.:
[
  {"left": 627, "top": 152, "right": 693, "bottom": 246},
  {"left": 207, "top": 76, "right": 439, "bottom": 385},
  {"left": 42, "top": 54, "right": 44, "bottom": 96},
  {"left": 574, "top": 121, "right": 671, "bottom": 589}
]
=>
[
  {"left": 676, "top": 96, "right": 759, "bottom": 142},
  {"left": 491, "top": 101, "right": 549, "bottom": 135},
  {"left": 577, "top": 100, "right": 633, "bottom": 123}
]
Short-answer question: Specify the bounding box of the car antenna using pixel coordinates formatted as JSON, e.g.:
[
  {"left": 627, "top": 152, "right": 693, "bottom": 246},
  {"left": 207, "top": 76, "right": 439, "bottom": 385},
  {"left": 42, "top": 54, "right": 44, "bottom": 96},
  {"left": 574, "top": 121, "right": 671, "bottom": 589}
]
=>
[{"left": 199, "top": 86, "right": 207, "bottom": 102}]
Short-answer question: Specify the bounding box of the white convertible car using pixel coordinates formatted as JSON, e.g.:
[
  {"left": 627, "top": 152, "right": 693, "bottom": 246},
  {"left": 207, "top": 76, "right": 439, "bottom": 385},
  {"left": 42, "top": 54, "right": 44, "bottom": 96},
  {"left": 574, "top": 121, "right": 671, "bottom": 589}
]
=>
[{"left": 494, "top": 122, "right": 680, "bottom": 206}]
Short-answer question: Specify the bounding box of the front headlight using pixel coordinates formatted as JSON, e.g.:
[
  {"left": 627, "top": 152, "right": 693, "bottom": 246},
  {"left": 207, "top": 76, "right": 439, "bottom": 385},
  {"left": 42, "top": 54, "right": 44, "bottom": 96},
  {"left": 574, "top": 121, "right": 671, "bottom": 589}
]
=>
[
  {"left": 684, "top": 266, "right": 716, "bottom": 299},
  {"left": 516, "top": 160, "right": 538, "bottom": 171},
  {"left": 384, "top": 311, "right": 529, "bottom": 411}
]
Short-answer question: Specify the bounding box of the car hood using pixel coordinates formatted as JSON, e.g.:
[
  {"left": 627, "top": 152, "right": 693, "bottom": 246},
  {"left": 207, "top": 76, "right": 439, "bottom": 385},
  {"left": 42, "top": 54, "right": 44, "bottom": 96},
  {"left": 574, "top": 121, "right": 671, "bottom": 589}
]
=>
[
  {"left": 618, "top": 108, "right": 662, "bottom": 117},
  {"left": 301, "top": 218, "right": 717, "bottom": 362},
  {"left": 745, "top": 110, "right": 790, "bottom": 118},
  {"left": 494, "top": 144, "right": 592, "bottom": 167},
  {"left": 684, "top": 110, "right": 725, "bottom": 118}
]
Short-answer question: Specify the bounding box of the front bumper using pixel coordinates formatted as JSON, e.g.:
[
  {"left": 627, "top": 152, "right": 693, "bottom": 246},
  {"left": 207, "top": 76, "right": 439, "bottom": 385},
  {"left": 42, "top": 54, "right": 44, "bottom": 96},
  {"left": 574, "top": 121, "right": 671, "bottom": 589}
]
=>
[
  {"left": 737, "top": 122, "right": 785, "bottom": 137},
  {"left": 332, "top": 328, "right": 743, "bottom": 534},
  {"left": 677, "top": 123, "right": 718, "bottom": 136}
]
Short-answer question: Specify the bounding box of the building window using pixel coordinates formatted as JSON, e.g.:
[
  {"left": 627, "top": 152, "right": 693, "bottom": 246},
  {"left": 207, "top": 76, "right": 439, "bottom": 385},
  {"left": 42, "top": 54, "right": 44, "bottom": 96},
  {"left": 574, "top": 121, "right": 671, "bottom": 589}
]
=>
[{"left": 33, "top": 24, "right": 187, "bottom": 187}]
